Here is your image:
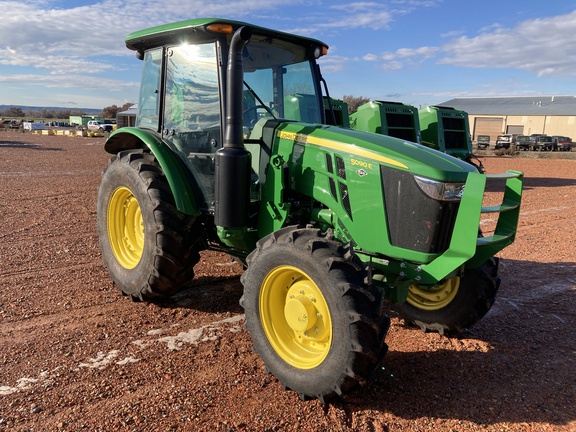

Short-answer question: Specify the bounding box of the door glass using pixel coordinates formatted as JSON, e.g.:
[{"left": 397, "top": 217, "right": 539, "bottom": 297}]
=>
[
  {"left": 136, "top": 48, "right": 162, "bottom": 129},
  {"left": 163, "top": 43, "right": 220, "bottom": 209}
]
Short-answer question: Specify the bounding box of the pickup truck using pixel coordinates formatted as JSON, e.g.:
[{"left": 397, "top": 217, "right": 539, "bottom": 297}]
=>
[
  {"left": 87, "top": 120, "right": 114, "bottom": 133},
  {"left": 495, "top": 134, "right": 514, "bottom": 149}
]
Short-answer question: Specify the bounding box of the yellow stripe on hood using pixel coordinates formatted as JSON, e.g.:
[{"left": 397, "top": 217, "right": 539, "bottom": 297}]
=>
[{"left": 278, "top": 130, "right": 408, "bottom": 169}]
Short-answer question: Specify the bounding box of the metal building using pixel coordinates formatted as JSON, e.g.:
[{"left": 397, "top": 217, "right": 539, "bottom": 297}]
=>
[
  {"left": 438, "top": 96, "right": 576, "bottom": 140},
  {"left": 116, "top": 104, "right": 137, "bottom": 128}
]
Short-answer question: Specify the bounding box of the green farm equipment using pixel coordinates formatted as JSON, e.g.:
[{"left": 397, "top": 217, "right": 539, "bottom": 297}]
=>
[
  {"left": 350, "top": 102, "right": 484, "bottom": 171},
  {"left": 97, "top": 18, "right": 523, "bottom": 401},
  {"left": 418, "top": 105, "right": 472, "bottom": 158},
  {"left": 349, "top": 100, "right": 421, "bottom": 143}
]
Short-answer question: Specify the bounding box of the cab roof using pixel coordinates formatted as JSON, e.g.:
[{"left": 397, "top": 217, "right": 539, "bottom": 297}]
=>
[{"left": 125, "top": 18, "right": 328, "bottom": 54}]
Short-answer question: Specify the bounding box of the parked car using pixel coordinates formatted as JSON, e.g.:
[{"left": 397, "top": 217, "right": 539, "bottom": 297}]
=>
[
  {"left": 515, "top": 135, "right": 531, "bottom": 151},
  {"left": 551, "top": 136, "right": 573, "bottom": 151},
  {"left": 476, "top": 135, "right": 490, "bottom": 149},
  {"left": 9, "top": 119, "right": 23, "bottom": 129},
  {"left": 495, "top": 134, "right": 514, "bottom": 149},
  {"left": 527, "top": 134, "right": 546, "bottom": 150},
  {"left": 531, "top": 135, "right": 554, "bottom": 151}
]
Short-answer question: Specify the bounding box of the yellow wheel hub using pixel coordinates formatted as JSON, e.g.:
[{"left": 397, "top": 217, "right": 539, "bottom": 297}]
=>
[
  {"left": 406, "top": 277, "right": 460, "bottom": 311},
  {"left": 107, "top": 186, "right": 144, "bottom": 269},
  {"left": 259, "top": 266, "right": 332, "bottom": 369}
]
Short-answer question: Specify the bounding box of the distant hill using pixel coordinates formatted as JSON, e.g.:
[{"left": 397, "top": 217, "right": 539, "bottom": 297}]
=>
[{"left": 0, "top": 104, "right": 101, "bottom": 114}]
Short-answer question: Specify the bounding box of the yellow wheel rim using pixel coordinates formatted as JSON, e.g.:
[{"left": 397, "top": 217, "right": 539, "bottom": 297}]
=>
[
  {"left": 107, "top": 186, "right": 144, "bottom": 269},
  {"left": 259, "top": 266, "right": 332, "bottom": 369},
  {"left": 406, "top": 277, "right": 460, "bottom": 311}
]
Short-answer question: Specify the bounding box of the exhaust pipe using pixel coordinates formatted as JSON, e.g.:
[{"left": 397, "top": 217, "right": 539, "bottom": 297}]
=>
[{"left": 215, "top": 26, "right": 252, "bottom": 229}]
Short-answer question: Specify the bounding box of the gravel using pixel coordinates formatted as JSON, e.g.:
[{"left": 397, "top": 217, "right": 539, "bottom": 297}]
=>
[{"left": 0, "top": 130, "right": 574, "bottom": 431}]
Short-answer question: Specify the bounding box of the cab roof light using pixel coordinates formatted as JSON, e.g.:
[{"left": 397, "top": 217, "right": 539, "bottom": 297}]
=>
[
  {"left": 206, "top": 23, "right": 234, "bottom": 34},
  {"left": 313, "top": 45, "right": 329, "bottom": 59}
]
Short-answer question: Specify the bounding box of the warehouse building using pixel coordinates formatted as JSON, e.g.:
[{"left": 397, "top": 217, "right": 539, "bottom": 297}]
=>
[
  {"left": 116, "top": 104, "right": 137, "bottom": 128},
  {"left": 438, "top": 96, "right": 576, "bottom": 141}
]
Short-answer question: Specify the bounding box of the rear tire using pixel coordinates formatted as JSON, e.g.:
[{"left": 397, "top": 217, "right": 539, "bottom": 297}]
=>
[
  {"left": 394, "top": 258, "right": 500, "bottom": 334},
  {"left": 97, "top": 150, "right": 201, "bottom": 301},
  {"left": 240, "top": 227, "right": 389, "bottom": 401}
]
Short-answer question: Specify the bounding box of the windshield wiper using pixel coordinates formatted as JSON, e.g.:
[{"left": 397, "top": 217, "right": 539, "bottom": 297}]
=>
[{"left": 243, "top": 80, "right": 277, "bottom": 119}]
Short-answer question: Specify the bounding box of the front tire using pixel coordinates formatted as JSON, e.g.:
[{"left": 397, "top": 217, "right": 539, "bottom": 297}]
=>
[
  {"left": 97, "top": 150, "right": 201, "bottom": 301},
  {"left": 240, "top": 227, "right": 389, "bottom": 401},
  {"left": 394, "top": 258, "right": 500, "bottom": 334}
]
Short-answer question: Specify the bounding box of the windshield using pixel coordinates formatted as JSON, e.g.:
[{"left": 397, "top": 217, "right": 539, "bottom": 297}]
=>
[{"left": 242, "top": 36, "right": 322, "bottom": 127}]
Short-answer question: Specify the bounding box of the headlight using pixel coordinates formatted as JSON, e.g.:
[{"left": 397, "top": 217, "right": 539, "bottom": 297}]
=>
[{"left": 414, "top": 176, "right": 465, "bottom": 201}]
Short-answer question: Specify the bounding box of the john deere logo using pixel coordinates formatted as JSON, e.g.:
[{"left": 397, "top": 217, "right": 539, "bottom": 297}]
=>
[{"left": 356, "top": 169, "right": 367, "bottom": 177}]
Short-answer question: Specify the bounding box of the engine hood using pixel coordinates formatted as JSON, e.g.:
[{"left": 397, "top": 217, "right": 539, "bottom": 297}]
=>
[{"left": 274, "top": 122, "right": 477, "bottom": 182}]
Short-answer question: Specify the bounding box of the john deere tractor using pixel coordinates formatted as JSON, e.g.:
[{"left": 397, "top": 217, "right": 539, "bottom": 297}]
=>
[{"left": 97, "top": 18, "right": 523, "bottom": 401}]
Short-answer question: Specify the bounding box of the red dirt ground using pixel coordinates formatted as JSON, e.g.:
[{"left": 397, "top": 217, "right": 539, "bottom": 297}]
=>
[{"left": 0, "top": 130, "right": 574, "bottom": 431}]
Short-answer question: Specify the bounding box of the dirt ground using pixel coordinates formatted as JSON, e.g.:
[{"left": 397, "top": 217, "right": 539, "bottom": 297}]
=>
[{"left": 0, "top": 130, "right": 574, "bottom": 431}]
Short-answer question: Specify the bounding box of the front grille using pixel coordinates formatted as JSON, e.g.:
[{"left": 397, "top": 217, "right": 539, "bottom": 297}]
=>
[{"left": 381, "top": 166, "right": 459, "bottom": 253}]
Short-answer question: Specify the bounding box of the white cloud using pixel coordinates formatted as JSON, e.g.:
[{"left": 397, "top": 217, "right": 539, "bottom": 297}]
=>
[
  {"left": 439, "top": 10, "right": 576, "bottom": 77},
  {"left": 318, "top": 55, "right": 356, "bottom": 73},
  {"left": 285, "top": 1, "right": 440, "bottom": 36},
  {"left": 379, "top": 61, "right": 403, "bottom": 71},
  {"left": 364, "top": 9, "right": 576, "bottom": 79},
  {"left": 0, "top": 0, "right": 310, "bottom": 59},
  {"left": 363, "top": 53, "right": 379, "bottom": 61},
  {"left": 440, "top": 30, "right": 465, "bottom": 38},
  {"left": 0, "top": 49, "right": 115, "bottom": 74},
  {"left": 367, "top": 46, "right": 439, "bottom": 69},
  {"left": 0, "top": 0, "right": 312, "bottom": 107},
  {"left": 0, "top": 73, "right": 138, "bottom": 91}
]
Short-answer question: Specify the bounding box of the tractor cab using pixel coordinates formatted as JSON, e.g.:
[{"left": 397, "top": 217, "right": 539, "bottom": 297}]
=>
[{"left": 113, "top": 19, "right": 328, "bottom": 213}]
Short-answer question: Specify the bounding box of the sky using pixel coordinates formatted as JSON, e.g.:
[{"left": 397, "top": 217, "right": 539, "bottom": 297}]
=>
[{"left": 1, "top": 0, "right": 576, "bottom": 110}]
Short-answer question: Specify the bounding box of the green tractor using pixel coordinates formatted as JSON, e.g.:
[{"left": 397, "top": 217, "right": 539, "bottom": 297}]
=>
[{"left": 97, "top": 18, "right": 523, "bottom": 401}]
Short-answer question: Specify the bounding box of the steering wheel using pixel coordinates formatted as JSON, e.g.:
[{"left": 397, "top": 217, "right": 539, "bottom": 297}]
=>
[{"left": 243, "top": 105, "right": 269, "bottom": 128}]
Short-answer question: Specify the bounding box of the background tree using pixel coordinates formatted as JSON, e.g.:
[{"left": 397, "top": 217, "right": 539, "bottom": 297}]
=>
[
  {"left": 56, "top": 109, "right": 73, "bottom": 119},
  {"left": 342, "top": 95, "right": 370, "bottom": 115},
  {"left": 101, "top": 102, "right": 134, "bottom": 119},
  {"left": 101, "top": 104, "right": 119, "bottom": 119},
  {"left": 1, "top": 107, "right": 26, "bottom": 118}
]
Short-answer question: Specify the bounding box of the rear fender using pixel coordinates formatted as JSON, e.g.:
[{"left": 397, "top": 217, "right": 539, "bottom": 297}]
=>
[{"left": 104, "top": 128, "right": 200, "bottom": 216}]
